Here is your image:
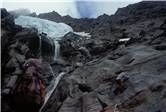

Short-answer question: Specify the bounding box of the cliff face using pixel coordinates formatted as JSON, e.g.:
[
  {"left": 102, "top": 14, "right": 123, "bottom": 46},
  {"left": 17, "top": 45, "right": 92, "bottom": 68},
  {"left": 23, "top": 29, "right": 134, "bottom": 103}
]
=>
[{"left": 41, "top": 1, "right": 166, "bottom": 112}]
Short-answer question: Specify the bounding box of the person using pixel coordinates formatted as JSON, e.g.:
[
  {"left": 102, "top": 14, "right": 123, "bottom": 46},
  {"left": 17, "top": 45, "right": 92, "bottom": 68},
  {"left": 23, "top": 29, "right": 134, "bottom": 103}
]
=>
[
  {"left": 12, "top": 58, "right": 45, "bottom": 112},
  {"left": 2, "top": 40, "right": 46, "bottom": 112},
  {"left": 114, "top": 72, "right": 129, "bottom": 95}
]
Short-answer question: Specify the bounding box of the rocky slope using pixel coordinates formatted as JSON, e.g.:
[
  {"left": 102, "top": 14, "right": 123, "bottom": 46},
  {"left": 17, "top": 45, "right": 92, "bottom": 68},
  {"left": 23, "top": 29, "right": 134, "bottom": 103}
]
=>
[{"left": 41, "top": 1, "right": 166, "bottom": 112}]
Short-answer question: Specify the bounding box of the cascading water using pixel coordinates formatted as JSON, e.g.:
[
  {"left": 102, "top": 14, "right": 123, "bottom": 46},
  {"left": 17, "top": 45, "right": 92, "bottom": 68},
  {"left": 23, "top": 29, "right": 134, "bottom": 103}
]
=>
[
  {"left": 38, "top": 39, "right": 64, "bottom": 112},
  {"left": 38, "top": 38, "right": 63, "bottom": 111},
  {"left": 44, "top": 72, "right": 65, "bottom": 104},
  {"left": 40, "top": 72, "right": 65, "bottom": 112},
  {"left": 53, "top": 40, "right": 60, "bottom": 61}
]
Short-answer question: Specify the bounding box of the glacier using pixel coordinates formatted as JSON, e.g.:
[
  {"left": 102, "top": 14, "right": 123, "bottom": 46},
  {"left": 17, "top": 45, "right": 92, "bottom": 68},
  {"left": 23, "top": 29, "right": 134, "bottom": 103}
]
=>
[
  {"left": 15, "top": 15, "right": 73, "bottom": 39},
  {"left": 15, "top": 15, "right": 91, "bottom": 39}
]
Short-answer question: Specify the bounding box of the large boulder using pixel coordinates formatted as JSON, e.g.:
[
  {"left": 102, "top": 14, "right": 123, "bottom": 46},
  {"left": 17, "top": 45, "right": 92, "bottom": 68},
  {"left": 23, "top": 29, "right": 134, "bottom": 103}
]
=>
[
  {"left": 14, "top": 29, "right": 55, "bottom": 61},
  {"left": 59, "top": 32, "right": 91, "bottom": 64}
]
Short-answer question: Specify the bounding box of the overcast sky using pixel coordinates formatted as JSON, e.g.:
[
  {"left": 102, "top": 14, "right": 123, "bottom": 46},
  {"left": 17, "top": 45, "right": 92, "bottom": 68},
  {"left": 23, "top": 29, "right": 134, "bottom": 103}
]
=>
[{"left": 2, "top": 0, "right": 142, "bottom": 18}]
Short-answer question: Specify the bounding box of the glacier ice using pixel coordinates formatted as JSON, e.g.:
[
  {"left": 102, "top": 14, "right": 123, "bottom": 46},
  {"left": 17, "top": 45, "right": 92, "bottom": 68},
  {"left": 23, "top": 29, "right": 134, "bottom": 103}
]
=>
[
  {"left": 15, "top": 16, "right": 73, "bottom": 39},
  {"left": 15, "top": 16, "right": 91, "bottom": 40}
]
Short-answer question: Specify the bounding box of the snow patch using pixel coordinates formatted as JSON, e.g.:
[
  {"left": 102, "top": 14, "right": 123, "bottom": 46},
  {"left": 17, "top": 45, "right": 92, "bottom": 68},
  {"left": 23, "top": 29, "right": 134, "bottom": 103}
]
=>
[
  {"left": 74, "top": 32, "right": 91, "bottom": 38},
  {"left": 119, "top": 38, "right": 131, "bottom": 42}
]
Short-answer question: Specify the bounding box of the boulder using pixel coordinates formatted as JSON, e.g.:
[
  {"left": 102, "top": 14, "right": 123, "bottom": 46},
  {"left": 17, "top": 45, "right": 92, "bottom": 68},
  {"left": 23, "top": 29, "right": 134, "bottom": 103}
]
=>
[{"left": 14, "top": 29, "right": 55, "bottom": 61}]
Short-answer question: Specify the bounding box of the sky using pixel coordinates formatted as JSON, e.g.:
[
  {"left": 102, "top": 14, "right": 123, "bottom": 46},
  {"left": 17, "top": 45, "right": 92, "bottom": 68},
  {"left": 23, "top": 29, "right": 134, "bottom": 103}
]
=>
[{"left": 1, "top": 0, "right": 143, "bottom": 18}]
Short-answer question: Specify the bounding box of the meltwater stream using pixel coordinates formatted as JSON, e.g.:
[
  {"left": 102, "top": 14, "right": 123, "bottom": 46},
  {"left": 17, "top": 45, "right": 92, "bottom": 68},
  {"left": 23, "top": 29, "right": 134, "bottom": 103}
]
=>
[
  {"left": 39, "top": 72, "right": 66, "bottom": 112},
  {"left": 53, "top": 40, "right": 60, "bottom": 61}
]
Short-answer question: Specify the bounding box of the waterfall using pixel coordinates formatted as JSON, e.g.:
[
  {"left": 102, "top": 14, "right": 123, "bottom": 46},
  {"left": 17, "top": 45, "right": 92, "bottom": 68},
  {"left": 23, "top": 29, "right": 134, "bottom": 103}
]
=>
[
  {"left": 39, "top": 39, "right": 63, "bottom": 112},
  {"left": 44, "top": 72, "right": 65, "bottom": 104},
  {"left": 53, "top": 40, "right": 60, "bottom": 61},
  {"left": 39, "top": 38, "right": 64, "bottom": 112},
  {"left": 38, "top": 34, "right": 60, "bottom": 61},
  {"left": 40, "top": 72, "right": 65, "bottom": 112}
]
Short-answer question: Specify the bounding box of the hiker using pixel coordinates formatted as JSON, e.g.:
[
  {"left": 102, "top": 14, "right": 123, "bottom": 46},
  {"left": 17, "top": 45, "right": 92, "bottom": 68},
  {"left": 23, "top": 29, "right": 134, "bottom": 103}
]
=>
[
  {"left": 12, "top": 57, "right": 45, "bottom": 112},
  {"left": 2, "top": 40, "right": 46, "bottom": 112},
  {"left": 12, "top": 59, "right": 45, "bottom": 112},
  {"left": 114, "top": 72, "right": 129, "bottom": 95}
]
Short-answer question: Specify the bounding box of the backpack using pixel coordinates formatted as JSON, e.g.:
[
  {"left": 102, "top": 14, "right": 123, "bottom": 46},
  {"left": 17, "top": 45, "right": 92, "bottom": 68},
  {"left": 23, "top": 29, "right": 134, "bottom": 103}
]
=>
[{"left": 11, "top": 59, "right": 46, "bottom": 112}]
